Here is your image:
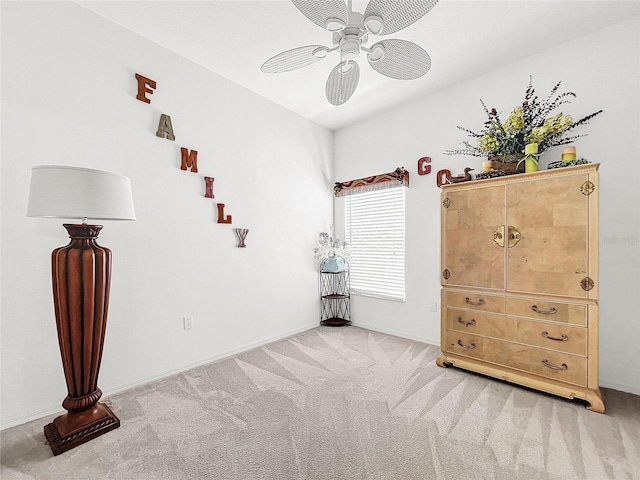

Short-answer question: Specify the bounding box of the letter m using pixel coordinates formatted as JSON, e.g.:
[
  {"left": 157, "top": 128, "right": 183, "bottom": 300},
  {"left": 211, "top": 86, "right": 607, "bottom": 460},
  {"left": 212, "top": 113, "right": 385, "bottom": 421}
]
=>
[{"left": 180, "top": 148, "right": 198, "bottom": 173}]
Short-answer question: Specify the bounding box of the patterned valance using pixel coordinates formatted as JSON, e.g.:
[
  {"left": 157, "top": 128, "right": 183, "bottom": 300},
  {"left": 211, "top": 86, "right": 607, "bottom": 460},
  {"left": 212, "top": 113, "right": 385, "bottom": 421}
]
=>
[{"left": 334, "top": 167, "right": 409, "bottom": 197}]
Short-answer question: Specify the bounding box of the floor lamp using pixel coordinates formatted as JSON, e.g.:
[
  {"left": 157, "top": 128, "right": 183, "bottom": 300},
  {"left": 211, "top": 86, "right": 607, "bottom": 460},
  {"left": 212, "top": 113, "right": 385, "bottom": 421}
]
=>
[{"left": 27, "top": 165, "right": 136, "bottom": 456}]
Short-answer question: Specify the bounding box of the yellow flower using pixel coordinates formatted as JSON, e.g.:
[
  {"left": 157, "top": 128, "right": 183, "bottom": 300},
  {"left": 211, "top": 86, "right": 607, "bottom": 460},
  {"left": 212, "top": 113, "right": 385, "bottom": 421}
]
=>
[
  {"left": 543, "top": 113, "right": 573, "bottom": 134},
  {"left": 527, "top": 127, "right": 547, "bottom": 144},
  {"left": 479, "top": 134, "right": 499, "bottom": 152},
  {"left": 559, "top": 114, "right": 573, "bottom": 130},
  {"left": 504, "top": 106, "right": 524, "bottom": 132}
]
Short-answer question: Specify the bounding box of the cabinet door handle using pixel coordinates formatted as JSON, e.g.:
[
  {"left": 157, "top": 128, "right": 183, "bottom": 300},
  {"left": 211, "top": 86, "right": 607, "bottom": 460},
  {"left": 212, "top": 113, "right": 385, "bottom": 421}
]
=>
[
  {"left": 542, "top": 359, "right": 568, "bottom": 370},
  {"left": 532, "top": 305, "right": 557, "bottom": 315},
  {"left": 507, "top": 226, "right": 521, "bottom": 247},
  {"left": 457, "top": 317, "right": 476, "bottom": 327},
  {"left": 542, "top": 331, "right": 568, "bottom": 342},
  {"left": 465, "top": 297, "right": 484, "bottom": 306},
  {"left": 457, "top": 340, "right": 476, "bottom": 349},
  {"left": 493, "top": 226, "right": 505, "bottom": 247}
]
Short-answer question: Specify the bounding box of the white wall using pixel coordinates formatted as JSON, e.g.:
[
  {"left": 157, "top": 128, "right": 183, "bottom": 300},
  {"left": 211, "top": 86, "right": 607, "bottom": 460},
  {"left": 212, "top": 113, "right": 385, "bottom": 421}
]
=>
[
  {"left": 334, "top": 16, "right": 640, "bottom": 395},
  {"left": 0, "top": 1, "right": 334, "bottom": 428}
]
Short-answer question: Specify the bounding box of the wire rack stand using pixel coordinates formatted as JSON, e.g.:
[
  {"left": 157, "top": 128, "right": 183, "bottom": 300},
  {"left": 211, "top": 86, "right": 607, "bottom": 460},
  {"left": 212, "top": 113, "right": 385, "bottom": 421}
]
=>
[{"left": 319, "top": 258, "right": 351, "bottom": 327}]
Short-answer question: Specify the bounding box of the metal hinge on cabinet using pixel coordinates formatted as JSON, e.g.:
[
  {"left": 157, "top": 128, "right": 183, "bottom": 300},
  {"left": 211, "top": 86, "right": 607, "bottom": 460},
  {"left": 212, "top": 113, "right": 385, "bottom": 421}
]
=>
[
  {"left": 581, "top": 181, "right": 595, "bottom": 196},
  {"left": 442, "top": 269, "right": 451, "bottom": 280},
  {"left": 581, "top": 277, "right": 595, "bottom": 291},
  {"left": 442, "top": 197, "right": 451, "bottom": 208}
]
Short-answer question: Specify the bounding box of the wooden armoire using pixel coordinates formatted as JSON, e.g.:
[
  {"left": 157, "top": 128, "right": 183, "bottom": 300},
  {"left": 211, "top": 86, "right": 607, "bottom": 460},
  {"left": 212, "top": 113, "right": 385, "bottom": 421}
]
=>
[{"left": 437, "top": 163, "right": 603, "bottom": 412}]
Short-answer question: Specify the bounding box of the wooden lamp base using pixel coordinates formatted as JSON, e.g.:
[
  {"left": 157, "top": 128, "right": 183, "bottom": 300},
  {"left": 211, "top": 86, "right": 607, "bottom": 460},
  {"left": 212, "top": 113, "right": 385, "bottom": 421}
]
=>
[
  {"left": 46, "top": 224, "right": 120, "bottom": 455},
  {"left": 44, "top": 401, "right": 120, "bottom": 456}
]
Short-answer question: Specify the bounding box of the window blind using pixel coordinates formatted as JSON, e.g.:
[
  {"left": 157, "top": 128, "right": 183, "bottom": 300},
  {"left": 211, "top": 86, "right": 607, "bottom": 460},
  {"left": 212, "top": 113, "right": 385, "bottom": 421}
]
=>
[{"left": 345, "top": 186, "right": 406, "bottom": 302}]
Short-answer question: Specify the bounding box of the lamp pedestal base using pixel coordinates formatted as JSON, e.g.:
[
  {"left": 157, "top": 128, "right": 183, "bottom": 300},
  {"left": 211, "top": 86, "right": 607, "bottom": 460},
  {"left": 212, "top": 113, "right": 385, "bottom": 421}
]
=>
[
  {"left": 45, "top": 224, "right": 120, "bottom": 456},
  {"left": 44, "top": 402, "right": 120, "bottom": 456}
]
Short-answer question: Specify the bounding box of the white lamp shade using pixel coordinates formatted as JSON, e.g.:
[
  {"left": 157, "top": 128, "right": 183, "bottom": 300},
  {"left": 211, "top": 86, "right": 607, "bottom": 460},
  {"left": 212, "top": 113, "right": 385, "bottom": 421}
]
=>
[{"left": 27, "top": 165, "right": 136, "bottom": 221}]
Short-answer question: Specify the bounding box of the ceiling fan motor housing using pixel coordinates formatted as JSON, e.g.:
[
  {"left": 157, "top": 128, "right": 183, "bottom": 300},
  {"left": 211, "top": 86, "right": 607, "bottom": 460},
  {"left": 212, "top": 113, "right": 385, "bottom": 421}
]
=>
[{"left": 338, "top": 12, "right": 366, "bottom": 60}]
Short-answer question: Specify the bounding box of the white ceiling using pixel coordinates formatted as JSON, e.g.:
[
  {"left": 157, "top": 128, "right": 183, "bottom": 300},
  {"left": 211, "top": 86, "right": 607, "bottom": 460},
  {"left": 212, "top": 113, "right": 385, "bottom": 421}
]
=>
[{"left": 76, "top": 0, "right": 640, "bottom": 131}]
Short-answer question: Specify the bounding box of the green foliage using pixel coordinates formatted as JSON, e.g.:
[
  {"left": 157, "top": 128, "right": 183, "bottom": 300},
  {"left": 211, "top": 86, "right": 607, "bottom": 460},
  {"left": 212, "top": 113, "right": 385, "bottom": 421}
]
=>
[{"left": 445, "top": 78, "right": 602, "bottom": 158}]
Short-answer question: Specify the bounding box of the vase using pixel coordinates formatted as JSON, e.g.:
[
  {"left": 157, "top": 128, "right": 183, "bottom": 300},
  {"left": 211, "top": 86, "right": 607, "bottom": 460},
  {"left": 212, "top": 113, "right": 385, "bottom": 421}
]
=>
[
  {"left": 525, "top": 157, "right": 538, "bottom": 173},
  {"left": 524, "top": 143, "right": 539, "bottom": 173},
  {"left": 562, "top": 146, "right": 577, "bottom": 162},
  {"left": 486, "top": 154, "right": 525, "bottom": 174},
  {"left": 321, "top": 255, "right": 346, "bottom": 273}
]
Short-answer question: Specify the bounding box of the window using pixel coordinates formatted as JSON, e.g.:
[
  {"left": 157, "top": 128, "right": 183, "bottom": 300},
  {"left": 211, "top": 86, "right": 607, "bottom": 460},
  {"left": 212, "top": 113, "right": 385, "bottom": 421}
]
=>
[{"left": 344, "top": 186, "right": 406, "bottom": 301}]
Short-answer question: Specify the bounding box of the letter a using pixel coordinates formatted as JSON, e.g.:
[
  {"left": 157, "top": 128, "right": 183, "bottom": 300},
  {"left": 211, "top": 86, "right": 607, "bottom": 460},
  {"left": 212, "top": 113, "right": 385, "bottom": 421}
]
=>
[
  {"left": 180, "top": 148, "right": 198, "bottom": 173},
  {"left": 156, "top": 114, "right": 175, "bottom": 141}
]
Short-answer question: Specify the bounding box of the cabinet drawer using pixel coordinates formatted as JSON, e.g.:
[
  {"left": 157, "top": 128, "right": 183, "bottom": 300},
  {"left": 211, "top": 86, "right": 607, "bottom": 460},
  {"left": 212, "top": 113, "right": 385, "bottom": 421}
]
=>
[
  {"left": 446, "top": 309, "right": 587, "bottom": 356},
  {"left": 446, "top": 309, "right": 512, "bottom": 338},
  {"left": 446, "top": 291, "right": 505, "bottom": 314},
  {"left": 506, "top": 298, "right": 587, "bottom": 327},
  {"left": 513, "top": 318, "right": 587, "bottom": 356},
  {"left": 444, "top": 332, "right": 587, "bottom": 387}
]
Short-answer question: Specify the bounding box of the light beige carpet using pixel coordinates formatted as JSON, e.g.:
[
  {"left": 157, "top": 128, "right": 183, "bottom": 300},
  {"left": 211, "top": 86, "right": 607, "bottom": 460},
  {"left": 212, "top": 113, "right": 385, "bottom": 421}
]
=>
[{"left": 2, "top": 326, "right": 639, "bottom": 479}]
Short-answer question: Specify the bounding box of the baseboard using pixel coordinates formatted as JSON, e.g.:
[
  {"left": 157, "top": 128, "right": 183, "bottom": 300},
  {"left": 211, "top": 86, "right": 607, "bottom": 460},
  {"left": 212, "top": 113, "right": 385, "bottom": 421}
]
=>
[
  {"left": 0, "top": 322, "right": 319, "bottom": 431},
  {"left": 105, "top": 322, "right": 319, "bottom": 397},
  {"left": 599, "top": 379, "right": 640, "bottom": 396},
  {"left": 352, "top": 321, "right": 440, "bottom": 347}
]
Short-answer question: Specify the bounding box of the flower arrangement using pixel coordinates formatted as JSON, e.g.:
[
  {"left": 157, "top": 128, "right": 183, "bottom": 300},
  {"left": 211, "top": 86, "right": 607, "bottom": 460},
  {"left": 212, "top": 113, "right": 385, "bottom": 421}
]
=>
[
  {"left": 444, "top": 77, "right": 602, "bottom": 159},
  {"left": 313, "top": 227, "right": 350, "bottom": 261}
]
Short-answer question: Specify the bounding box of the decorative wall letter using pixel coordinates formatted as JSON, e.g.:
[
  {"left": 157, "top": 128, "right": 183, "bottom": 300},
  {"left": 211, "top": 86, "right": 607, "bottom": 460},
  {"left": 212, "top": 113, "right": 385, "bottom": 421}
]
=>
[
  {"left": 204, "top": 177, "right": 215, "bottom": 198},
  {"left": 234, "top": 228, "right": 249, "bottom": 248},
  {"left": 418, "top": 157, "right": 431, "bottom": 175},
  {"left": 436, "top": 169, "right": 452, "bottom": 188},
  {"left": 135, "top": 73, "right": 156, "bottom": 104},
  {"left": 180, "top": 148, "right": 198, "bottom": 173},
  {"left": 156, "top": 114, "right": 175, "bottom": 140},
  {"left": 217, "top": 203, "right": 232, "bottom": 224}
]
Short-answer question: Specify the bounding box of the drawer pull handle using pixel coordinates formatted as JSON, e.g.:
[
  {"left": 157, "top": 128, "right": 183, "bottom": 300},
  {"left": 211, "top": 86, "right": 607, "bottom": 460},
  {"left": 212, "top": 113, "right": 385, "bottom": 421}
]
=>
[
  {"left": 457, "top": 317, "right": 476, "bottom": 327},
  {"left": 542, "top": 331, "right": 568, "bottom": 342},
  {"left": 542, "top": 359, "right": 568, "bottom": 371},
  {"left": 457, "top": 340, "right": 476, "bottom": 349},
  {"left": 532, "top": 305, "right": 557, "bottom": 315},
  {"left": 465, "top": 297, "right": 484, "bottom": 306}
]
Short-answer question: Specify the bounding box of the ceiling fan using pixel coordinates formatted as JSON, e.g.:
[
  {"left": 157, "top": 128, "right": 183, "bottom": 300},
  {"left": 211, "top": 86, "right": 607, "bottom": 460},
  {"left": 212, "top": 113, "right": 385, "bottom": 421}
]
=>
[{"left": 261, "top": 0, "right": 438, "bottom": 106}]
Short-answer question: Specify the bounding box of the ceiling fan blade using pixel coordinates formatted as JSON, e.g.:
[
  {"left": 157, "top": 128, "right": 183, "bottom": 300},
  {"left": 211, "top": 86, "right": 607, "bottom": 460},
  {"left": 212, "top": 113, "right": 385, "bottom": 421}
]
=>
[
  {"left": 364, "top": 0, "right": 438, "bottom": 35},
  {"left": 326, "top": 61, "right": 360, "bottom": 106},
  {"left": 367, "top": 39, "right": 431, "bottom": 80},
  {"left": 261, "top": 45, "right": 329, "bottom": 74},
  {"left": 291, "top": 0, "right": 349, "bottom": 31}
]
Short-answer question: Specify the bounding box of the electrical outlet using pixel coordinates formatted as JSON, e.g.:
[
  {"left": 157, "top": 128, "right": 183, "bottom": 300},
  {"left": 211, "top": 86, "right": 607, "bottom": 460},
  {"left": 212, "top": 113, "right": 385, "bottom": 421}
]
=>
[
  {"left": 429, "top": 301, "right": 438, "bottom": 312},
  {"left": 183, "top": 315, "right": 193, "bottom": 330}
]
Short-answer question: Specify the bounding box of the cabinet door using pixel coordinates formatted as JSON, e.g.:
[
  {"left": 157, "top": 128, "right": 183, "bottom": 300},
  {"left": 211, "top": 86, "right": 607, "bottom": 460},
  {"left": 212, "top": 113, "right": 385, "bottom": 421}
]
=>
[
  {"left": 506, "top": 173, "right": 590, "bottom": 297},
  {"left": 442, "top": 185, "right": 505, "bottom": 289}
]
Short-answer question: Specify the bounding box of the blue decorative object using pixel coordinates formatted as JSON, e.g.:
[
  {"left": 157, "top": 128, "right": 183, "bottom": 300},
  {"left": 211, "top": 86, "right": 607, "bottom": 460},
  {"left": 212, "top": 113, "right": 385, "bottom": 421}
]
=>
[{"left": 322, "top": 256, "right": 347, "bottom": 273}]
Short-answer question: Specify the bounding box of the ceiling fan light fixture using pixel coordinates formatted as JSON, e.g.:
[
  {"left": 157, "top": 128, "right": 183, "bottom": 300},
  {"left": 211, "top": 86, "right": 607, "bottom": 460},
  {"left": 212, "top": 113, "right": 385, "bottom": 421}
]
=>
[
  {"left": 325, "top": 17, "right": 346, "bottom": 32},
  {"left": 368, "top": 44, "right": 385, "bottom": 63},
  {"left": 341, "top": 38, "right": 360, "bottom": 60},
  {"left": 364, "top": 15, "right": 384, "bottom": 35}
]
